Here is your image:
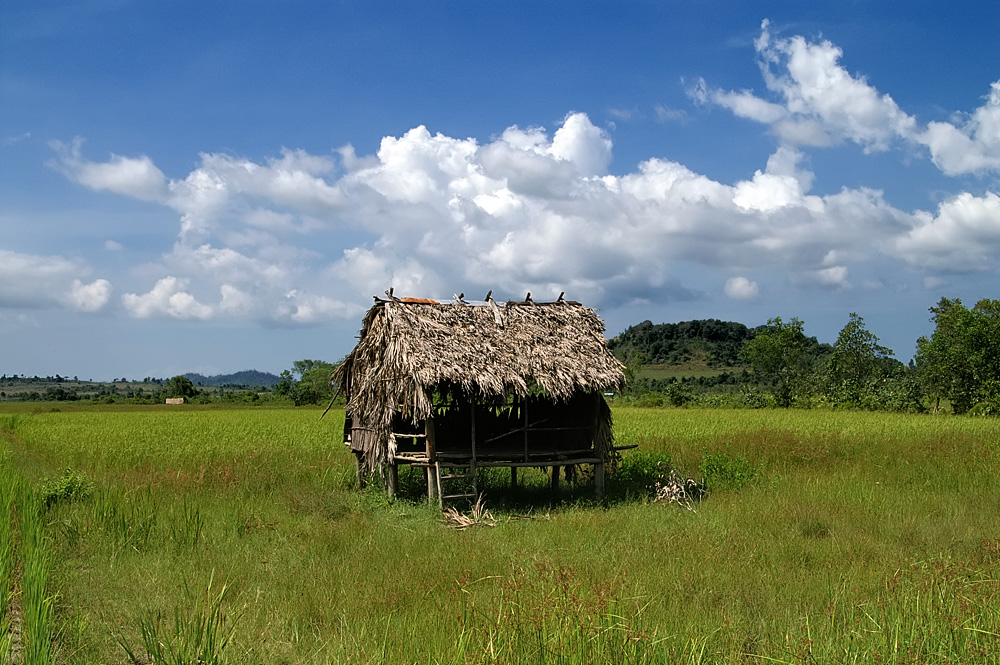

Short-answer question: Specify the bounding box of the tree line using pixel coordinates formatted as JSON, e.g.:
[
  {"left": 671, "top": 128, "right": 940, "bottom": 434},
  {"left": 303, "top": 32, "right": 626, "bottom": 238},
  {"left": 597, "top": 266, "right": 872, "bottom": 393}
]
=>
[
  {"left": 0, "top": 360, "right": 340, "bottom": 406},
  {"left": 5, "top": 297, "right": 996, "bottom": 415},
  {"left": 615, "top": 298, "right": 999, "bottom": 416}
]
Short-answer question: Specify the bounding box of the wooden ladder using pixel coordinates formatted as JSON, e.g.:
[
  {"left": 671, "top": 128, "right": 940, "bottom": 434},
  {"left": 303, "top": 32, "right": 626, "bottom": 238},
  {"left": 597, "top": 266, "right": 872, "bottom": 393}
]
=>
[
  {"left": 428, "top": 402, "right": 482, "bottom": 510},
  {"left": 435, "top": 459, "right": 477, "bottom": 509}
]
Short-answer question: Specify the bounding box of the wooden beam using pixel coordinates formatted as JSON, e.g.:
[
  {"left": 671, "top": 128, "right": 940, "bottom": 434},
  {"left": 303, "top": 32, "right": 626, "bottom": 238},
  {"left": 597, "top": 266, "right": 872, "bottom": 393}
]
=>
[
  {"left": 482, "top": 422, "right": 591, "bottom": 445},
  {"left": 436, "top": 448, "right": 597, "bottom": 461},
  {"left": 391, "top": 452, "right": 431, "bottom": 464},
  {"left": 422, "top": 457, "right": 603, "bottom": 468}
]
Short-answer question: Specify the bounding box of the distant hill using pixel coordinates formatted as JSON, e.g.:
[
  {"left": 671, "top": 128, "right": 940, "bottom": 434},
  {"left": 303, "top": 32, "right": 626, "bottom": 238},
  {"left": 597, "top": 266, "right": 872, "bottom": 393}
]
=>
[
  {"left": 183, "top": 370, "right": 282, "bottom": 388},
  {"left": 608, "top": 319, "right": 752, "bottom": 367},
  {"left": 608, "top": 318, "right": 834, "bottom": 369}
]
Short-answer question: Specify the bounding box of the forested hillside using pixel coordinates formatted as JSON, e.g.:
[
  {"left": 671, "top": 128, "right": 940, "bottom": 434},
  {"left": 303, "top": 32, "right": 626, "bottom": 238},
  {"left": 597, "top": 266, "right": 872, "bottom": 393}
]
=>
[
  {"left": 607, "top": 318, "right": 833, "bottom": 368},
  {"left": 183, "top": 370, "right": 281, "bottom": 388},
  {"left": 608, "top": 319, "right": 754, "bottom": 366}
]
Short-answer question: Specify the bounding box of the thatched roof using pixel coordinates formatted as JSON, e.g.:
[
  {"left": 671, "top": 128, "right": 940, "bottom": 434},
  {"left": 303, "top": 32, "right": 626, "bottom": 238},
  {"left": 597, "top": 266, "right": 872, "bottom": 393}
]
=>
[{"left": 334, "top": 294, "right": 625, "bottom": 466}]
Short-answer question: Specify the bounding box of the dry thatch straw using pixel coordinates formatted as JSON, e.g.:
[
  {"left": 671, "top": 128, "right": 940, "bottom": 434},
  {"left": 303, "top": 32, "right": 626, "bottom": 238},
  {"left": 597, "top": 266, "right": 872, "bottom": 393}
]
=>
[
  {"left": 439, "top": 495, "right": 497, "bottom": 530},
  {"left": 334, "top": 294, "right": 626, "bottom": 472}
]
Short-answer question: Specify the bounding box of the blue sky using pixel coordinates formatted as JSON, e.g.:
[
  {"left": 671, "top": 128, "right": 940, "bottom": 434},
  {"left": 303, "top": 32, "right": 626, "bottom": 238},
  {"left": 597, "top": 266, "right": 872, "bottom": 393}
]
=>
[{"left": 2, "top": 1, "right": 998, "bottom": 380}]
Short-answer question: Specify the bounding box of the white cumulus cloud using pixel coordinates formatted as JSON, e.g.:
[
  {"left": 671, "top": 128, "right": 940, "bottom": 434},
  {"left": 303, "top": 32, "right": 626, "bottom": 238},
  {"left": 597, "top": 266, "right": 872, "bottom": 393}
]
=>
[
  {"left": 0, "top": 249, "right": 112, "bottom": 312},
  {"left": 122, "top": 277, "right": 213, "bottom": 320},
  {"left": 218, "top": 284, "right": 253, "bottom": 315},
  {"left": 693, "top": 20, "right": 917, "bottom": 151},
  {"left": 695, "top": 20, "right": 1000, "bottom": 177},
  {"left": 68, "top": 279, "right": 112, "bottom": 312},
  {"left": 278, "top": 290, "right": 363, "bottom": 324},
  {"left": 548, "top": 112, "right": 613, "bottom": 175},
  {"left": 918, "top": 81, "right": 1000, "bottom": 175},
  {"left": 894, "top": 191, "right": 1000, "bottom": 271},
  {"left": 813, "top": 265, "right": 850, "bottom": 289},
  {"left": 724, "top": 276, "right": 759, "bottom": 300},
  {"left": 50, "top": 138, "right": 168, "bottom": 201},
  {"left": 756, "top": 19, "right": 917, "bottom": 151}
]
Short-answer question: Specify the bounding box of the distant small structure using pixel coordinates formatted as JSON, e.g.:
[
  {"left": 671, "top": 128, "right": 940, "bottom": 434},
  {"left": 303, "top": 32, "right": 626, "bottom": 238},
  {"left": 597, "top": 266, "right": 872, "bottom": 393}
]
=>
[{"left": 165, "top": 397, "right": 185, "bottom": 405}]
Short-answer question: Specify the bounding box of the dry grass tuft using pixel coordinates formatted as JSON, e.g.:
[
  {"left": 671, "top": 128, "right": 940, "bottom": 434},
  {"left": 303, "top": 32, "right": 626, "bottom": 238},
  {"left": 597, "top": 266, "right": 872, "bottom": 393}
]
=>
[
  {"left": 652, "top": 463, "right": 706, "bottom": 510},
  {"left": 439, "top": 495, "right": 497, "bottom": 530}
]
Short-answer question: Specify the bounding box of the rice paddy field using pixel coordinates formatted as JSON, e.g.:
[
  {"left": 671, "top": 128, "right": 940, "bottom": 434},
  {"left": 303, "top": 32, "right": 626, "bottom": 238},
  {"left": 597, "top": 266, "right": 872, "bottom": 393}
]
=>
[{"left": 2, "top": 403, "right": 999, "bottom": 664}]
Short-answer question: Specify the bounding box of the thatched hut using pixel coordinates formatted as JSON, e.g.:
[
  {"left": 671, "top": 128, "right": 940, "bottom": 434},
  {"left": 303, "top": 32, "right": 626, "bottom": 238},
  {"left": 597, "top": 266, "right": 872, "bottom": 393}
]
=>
[{"left": 333, "top": 292, "right": 627, "bottom": 506}]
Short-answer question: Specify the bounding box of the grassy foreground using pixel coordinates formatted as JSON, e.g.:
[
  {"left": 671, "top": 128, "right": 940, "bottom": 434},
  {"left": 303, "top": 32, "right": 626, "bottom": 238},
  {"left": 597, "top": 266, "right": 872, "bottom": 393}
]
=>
[{"left": 1, "top": 405, "right": 999, "bottom": 664}]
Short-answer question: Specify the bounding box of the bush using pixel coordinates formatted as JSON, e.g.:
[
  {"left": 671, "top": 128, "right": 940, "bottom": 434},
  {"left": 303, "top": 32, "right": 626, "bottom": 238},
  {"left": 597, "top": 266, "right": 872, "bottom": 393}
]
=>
[
  {"left": 611, "top": 452, "right": 673, "bottom": 498},
  {"left": 664, "top": 383, "right": 694, "bottom": 407},
  {"left": 740, "top": 389, "right": 768, "bottom": 409},
  {"left": 629, "top": 392, "right": 666, "bottom": 408},
  {"left": 823, "top": 374, "right": 927, "bottom": 414},
  {"left": 691, "top": 392, "right": 739, "bottom": 409},
  {"left": 39, "top": 469, "right": 95, "bottom": 509},
  {"left": 968, "top": 393, "right": 1000, "bottom": 417},
  {"left": 699, "top": 452, "right": 760, "bottom": 492}
]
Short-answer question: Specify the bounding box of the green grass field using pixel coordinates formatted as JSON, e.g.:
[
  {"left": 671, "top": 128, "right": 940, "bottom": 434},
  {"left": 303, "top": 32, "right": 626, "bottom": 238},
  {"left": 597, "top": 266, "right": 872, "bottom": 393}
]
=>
[{"left": 2, "top": 404, "right": 999, "bottom": 663}]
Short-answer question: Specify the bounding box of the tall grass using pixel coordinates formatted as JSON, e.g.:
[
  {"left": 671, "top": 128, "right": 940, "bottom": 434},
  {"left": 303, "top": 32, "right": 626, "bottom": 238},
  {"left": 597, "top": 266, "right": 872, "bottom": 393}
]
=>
[
  {"left": 0, "top": 453, "right": 15, "bottom": 662},
  {"left": 0, "top": 443, "right": 57, "bottom": 665},
  {"left": 117, "top": 572, "right": 236, "bottom": 665},
  {"left": 20, "top": 487, "right": 54, "bottom": 665},
  {"left": 3, "top": 405, "right": 999, "bottom": 663}
]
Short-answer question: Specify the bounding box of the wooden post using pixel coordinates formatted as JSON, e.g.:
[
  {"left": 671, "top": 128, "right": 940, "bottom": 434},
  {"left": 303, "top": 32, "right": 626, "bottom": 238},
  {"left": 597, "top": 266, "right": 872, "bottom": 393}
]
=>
[
  {"left": 523, "top": 398, "right": 529, "bottom": 462},
  {"left": 355, "top": 452, "right": 366, "bottom": 489},
  {"left": 551, "top": 465, "right": 560, "bottom": 492},
  {"left": 426, "top": 467, "right": 436, "bottom": 501},
  {"left": 470, "top": 403, "right": 476, "bottom": 461},
  {"left": 425, "top": 417, "right": 438, "bottom": 502},
  {"left": 511, "top": 466, "right": 518, "bottom": 488},
  {"left": 387, "top": 463, "right": 399, "bottom": 498},
  {"left": 470, "top": 403, "right": 478, "bottom": 497},
  {"left": 592, "top": 393, "right": 604, "bottom": 500}
]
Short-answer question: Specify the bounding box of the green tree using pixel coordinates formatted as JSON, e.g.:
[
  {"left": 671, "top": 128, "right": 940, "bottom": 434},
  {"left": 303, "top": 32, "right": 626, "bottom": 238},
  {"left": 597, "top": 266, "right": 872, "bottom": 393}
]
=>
[
  {"left": 823, "top": 313, "right": 894, "bottom": 407},
  {"left": 279, "top": 359, "right": 337, "bottom": 405},
  {"left": 274, "top": 370, "right": 295, "bottom": 398},
  {"left": 620, "top": 350, "right": 648, "bottom": 395},
  {"left": 916, "top": 298, "right": 1000, "bottom": 414},
  {"left": 163, "top": 375, "right": 199, "bottom": 399},
  {"left": 740, "top": 317, "right": 810, "bottom": 407}
]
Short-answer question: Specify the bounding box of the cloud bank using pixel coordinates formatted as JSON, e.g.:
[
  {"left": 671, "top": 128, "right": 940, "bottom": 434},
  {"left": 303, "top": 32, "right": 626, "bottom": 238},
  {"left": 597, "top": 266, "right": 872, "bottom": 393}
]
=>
[{"left": 25, "top": 22, "right": 999, "bottom": 325}]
